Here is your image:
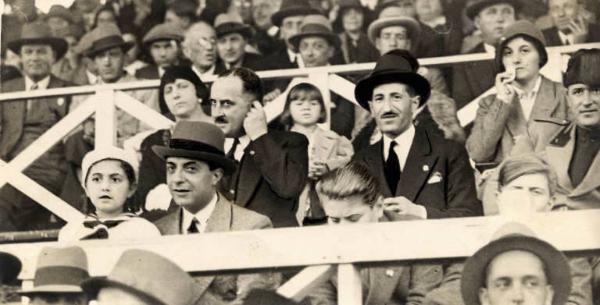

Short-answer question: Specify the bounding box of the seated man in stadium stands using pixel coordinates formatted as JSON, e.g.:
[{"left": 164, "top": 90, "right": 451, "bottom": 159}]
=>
[
  {"left": 0, "top": 22, "right": 72, "bottom": 231},
  {"left": 214, "top": 13, "right": 266, "bottom": 72},
  {"left": 250, "top": 0, "right": 283, "bottom": 57},
  {"left": 183, "top": 22, "right": 219, "bottom": 81},
  {"left": 19, "top": 246, "right": 89, "bottom": 305},
  {"left": 211, "top": 67, "right": 308, "bottom": 227},
  {"left": 165, "top": 0, "right": 197, "bottom": 31},
  {"left": 152, "top": 121, "right": 280, "bottom": 302},
  {"left": 82, "top": 249, "right": 201, "bottom": 305},
  {"left": 461, "top": 222, "right": 572, "bottom": 305},
  {"left": 308, "top": 162, "right": 443, "bottom": 305},
  {"left": 466, "top": 21, "right": 568, "bottom": 168},
  {"left": 543, "top": 0, "right": 600, "bottom": 46},
  {"left": 289, "top": 14, "right": 356, "bottom": 138},
  {"left": 352, "top": 49, "right": 481, "bottom": 219},
  {"left": 452, "top": 0, "right": 519, "bottom": 109}
]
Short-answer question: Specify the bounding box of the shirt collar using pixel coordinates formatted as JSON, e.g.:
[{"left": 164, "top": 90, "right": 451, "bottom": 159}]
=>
[
  {"left": 483, "top": 43, "right": 496, "bottom": 54},
  {"left": 182, "top": 192, "right": 218, "bottom": 234},
  {"left": 192, "top": 65, "right": 216, "bottom": 80},
  {"left": 25, "top": 75, "right": 50, "bottom": 90},
  {"left": 383, "top": 124, "right": 415, "bottom": 149},
  {"left": 513, "top": 76, "right": 542, "bottom": 100},
  {"left": 422, "top": 16, "right": 447, "bottom": 28},
  {"left": 558, "top": 30, "right": 574, "bottom": 45}
]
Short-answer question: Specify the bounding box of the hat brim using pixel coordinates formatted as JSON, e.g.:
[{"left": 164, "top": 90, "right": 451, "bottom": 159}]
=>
[
  {"left": 19, "top": 285, "right": 84, "bottom": 295},
  {"left": 7, "top": 38, "right": 68, "bottom": 60},
  {"left": 466, "top": 0, "right": 522, "bottom": 20},
  {"left": 354, "top": 71, "right": 431, "bottom": 110},
  {"left": 82, "top": 277, "right": 167, "bottom": 305},
  {"left": 85, "top": 41, "right": 134, "bottom": 58},
  {"left": 289, "top": 32, "right": 340, "bottom": 52},
  {"left": 461, "top": 235, "right": 571, "bottom": 305},
  {"left": 143, "top": 35, "right": 183, "bottom": 47},
  {"left": 151, "top": 146, "right": 236, "bottom": 175},
  {"left": 271, "top": 7, "right": 321, "bottom": 27},
  {"left": 0, "top": 252, "right": 21, "bottom": 284},
  {"left": 367, "top": 17, "right": 420, "bottom": 45},
  {"left": 216, "top": 25, "right": 253, "bottom": 40}
]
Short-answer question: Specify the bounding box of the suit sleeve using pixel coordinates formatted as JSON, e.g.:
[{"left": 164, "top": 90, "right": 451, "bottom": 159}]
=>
[
  {"left": 466, "top": 94, "right": 514, "bottom": 163},
  {"left": 407, "top": 264, "right": 444, "bottom": 305},
  {"left": 567, "top": 257, "right": 593, "bottom": 305},
  {"left": 247, "top": 132, "right": 309, "bottom": 200},
  {"left": 423, "top": 263, "right": 465, "bottom": 305}
]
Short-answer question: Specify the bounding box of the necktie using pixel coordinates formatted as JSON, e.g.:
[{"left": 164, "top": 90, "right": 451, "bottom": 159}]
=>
[
  {"left": 384, "top": 141, "right": 401, "bottom": 194},
  {"left": 307, "top": 181, "right": 326, "bottom": 220},
  {"left": 27, "top": 83, "right": 38, "bottom": 112},
  {"left": 227, "top": 138, "right": 240, "bottom": 159},
  {"left": 187, "top": 218, "right": 200, "bottom": 234}
]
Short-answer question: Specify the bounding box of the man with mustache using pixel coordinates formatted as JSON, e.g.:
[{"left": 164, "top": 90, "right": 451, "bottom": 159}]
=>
[
  {"left": 352, "top": 49, "right": 481, "bottom": 220},
  {"left": 211, "top": 67, "right": 308, "bottom": 227}
]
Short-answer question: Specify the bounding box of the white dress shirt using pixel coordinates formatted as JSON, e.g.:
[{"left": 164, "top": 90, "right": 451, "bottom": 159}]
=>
[
  {"left": 513, "top": 76, "right": 542, "bottom": 121},
  {"left": 224, "top": 136, "right": 251, "bottom": 161},
  {"left": 192, "top": 64, "right": 216, "bottom": 81},
  {"left": 558, "top": 30, "right": 575, "bottom": 45},
  {"left": 483, "top": 43, "right": 496, "bottom": 54},
  {"left": 181, "top": 193, "right": 218, "bottom": 234},
  {"left": 25, "top": 75, "right": 50, "bottom": 111},
  {"left": 382, "top": 124, "right": 416, "bottom": 171},
  {"left": 287, "top": 48, "right": 304, "bottom": 68}
]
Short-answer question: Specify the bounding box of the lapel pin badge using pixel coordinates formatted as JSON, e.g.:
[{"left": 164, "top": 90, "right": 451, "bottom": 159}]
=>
[
  {"left": 57, "top": 98, "right": 64, "bottom": 106},
  {"left": 385, "top": 269, "right": 395, "bottom": 277},
  {"left": 422, "top": 165, "right": 429, "bottom": 172}
]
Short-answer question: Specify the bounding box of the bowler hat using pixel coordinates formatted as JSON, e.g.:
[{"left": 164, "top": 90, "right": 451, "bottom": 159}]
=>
[
  {"left": 288, "top": 14, "right": 340, "bottom": 52},
  {"left": 0, "top": 251, "right": 21, "bottom": 284},
  {"left": 7, "top": 22, "right": 68, "bottom": 60},
  {"left": 271, "top": 0, "right": 321, "bottom": 27},
  {"left": 465, "top": 0, "right": 522, "bottom": 20},
  {"left": 143, "top": 23, "right": 184, "bottom": 47},
  {"left": 461, "top": 222, "right": 571, "bottom": 305},
  {"left": 45, "top": 5, "right": 74, "bottom": 24},
  {"left": 367, "top": 6, "right": 421, "bottom": 45},
  {"left": 564, "top": 48, "right": 600, "bottom": 88},
  {"left": 355, "top": 49, "right": 431, "bottom": 109},
  {"left": 19, "top": 246, "right": 89, "bottom": 295},
  {"left": 85, "top": 24, "right": 134, "bottom": 57},
  {"left": 82, "top": 249, "right": 201, "bottom": 305},
  {"left": 152, "top": 121, "right": 236, "bottom": 174},
  {"left": 496, "top": 20, "right": 547, "bottom": 72},
  {"left": 214, "top": 13, "right": 253, "bottom": 39}
]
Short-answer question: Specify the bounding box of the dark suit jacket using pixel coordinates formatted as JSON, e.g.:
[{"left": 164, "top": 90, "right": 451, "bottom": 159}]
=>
[
  {"left": 135, "top": 64, "right": 160, "bottom": 80},
  {"left": 215, "top": 53, "right": 268, "bottom": 74},
  {"left": 542, "top": 24, "right": 600, "bottom": 46},
  {"left": 224, "top": 131, "right": 308, "bottom": 227},
  {"left": 451, "top": 43, "right": 496, "bottom": 109},
  {"left": 262, "top": 47, "right": 299, "bottom": 93},
  {"left": 353, "top": 127, "right": 481, "bottom": 219}
]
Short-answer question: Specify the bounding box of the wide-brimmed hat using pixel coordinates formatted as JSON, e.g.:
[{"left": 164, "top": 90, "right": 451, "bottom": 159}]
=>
[
  {"left": 496, "top": 20, "right": 547, "bottom": 72},
  {"left": 82, "top": 249, "right": 201, "bottom": 305},
  {"left": 85, "top": 24, "right": 134, "bottom": 57},
  {"left": 45, "top": 5, "right": 74, "bottom": 24},
  {"left": 461, "top": 222, "right": 571, "bottom": 305},
  {"left": 143, "top": 23, "right": 184, "bottom": 47},
  {"left": 355, "top": 49, "right": 431, "bottom": 110},
  {"left": 465, "top": 0, "right": 522, "bottom": 20},
  {"left": 367, "top": 6, "right": 421, "bottom": 45},
  {"left": 271, "top": 0, "right": 321, "bottom": 27},
  {"left": 7, "top": 22, "right": 68, "bottom": 60},
  {"left": 152, "top": 121, "right": 236, "bottom": 174},
  {"left": 81, "top": 147, "right": 140, "bottom": 187},
  {"left": 0, "top": 251, "right": 21, "bottom": 284},
  {"left": 564, "top": 48, "right": 600, "bottom": 88},
  {"left": 288, "top": 14, "right": 340, "bottom": 52},
  {"left": 214, "top": 13, "right": 253, "bottom": 39},
  {"left": 19, "top": 246, "right": 89, "bottom": 295}
]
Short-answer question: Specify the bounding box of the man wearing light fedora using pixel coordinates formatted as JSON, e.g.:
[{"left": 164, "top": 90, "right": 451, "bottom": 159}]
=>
[
  {"left": 0, "top": 22, "right": 73, "bottom": 231},
  {"left": 153, "top": 120, "right": 280, "bottom": 303},
  {"left": 461, "top": 222, "right": 572, "bottom": 305},
  {"left": 20, "top": 246, "right": 89, "bottom": 305},
  {"left": 214, "top": 13, "right": 265, "bottom": 73},
  {"left": 82, "top": 249, "right": 201, "bottom": 305},
  {"left": 352, "top": 49, "right": 481, "bottom": 220}
]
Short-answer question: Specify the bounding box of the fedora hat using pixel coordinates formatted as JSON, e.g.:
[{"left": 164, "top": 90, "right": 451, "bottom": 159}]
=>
[
  {"left": 7, "top": 22, "right": 68, "bottom": 60},
  {"left": 143, "top": 23, "right": 184, "bottom": 47},
  {"left": 19, "top": 246, "right": 89, "bottom": 295},
  {"left": 367, "top": 6, "right": 420, "bottom": 45},
  {"left": 271, "top": 0, "right": 321, "bottom": 27},
  {"left": 496, "top": 20, "right": 547, "bottom": 72},
  {"left": 152, "top": 121, "right": 236, "bottom": 174},
  {"left": 85, "top": 24, "right": 134, "bottom": 57},
  {"left": 0, "top": 251, "right": 21, "bottom": 284},
  {"left": 214, "top": 13, "right": 253, "bottom": 39},
  {"left": 355, "top": 49, "right": 430, "bottom": 110},
  {"left": 288, "top": 14, "right": 340, "bottom": 52},
  {"left": 242, "top": 289, "right": 300, "bottom": 305},
  {"left": 45, "top": 5, "right": 74, "bottom": 24},
  {"left": 82, "top": 249, "right": 201, "bottom": 305},
  {"left": 461, "top": 222, "right": 571, "bottom": 305},
  {"left": 465, "top": 0, "right": 522, "bottom": 20}
]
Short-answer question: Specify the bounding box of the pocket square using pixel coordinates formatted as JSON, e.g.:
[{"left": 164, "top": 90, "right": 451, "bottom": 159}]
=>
[{"left": 427, "top": 172, "right": 443, "bottom": 184}]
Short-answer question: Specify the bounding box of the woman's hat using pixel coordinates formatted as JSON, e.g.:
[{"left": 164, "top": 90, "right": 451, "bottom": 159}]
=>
[
  {"left": 7, "top": 22, "right": 68, "bottom": 60},
  {"left": 271, "top": 0, "right": 321, "bottom": 27},
  {"left": 159, "top": 66, "right": 210, "bottom": 115},
  {"left": 214, "top": 13, "right": 253, "bottom": 39},
  {"left": 0, "top": 251, "right": 21, "bottom": 284},
  {"left": 152, "top": 121, "right": 236, "bottom": 174},
  {"left": 85, "top": 24, "right": 134, "bottom": 57},
  {"left": 496, "top": 20, "right": 548, "bottom": 72},
  {"left": 355, "top": 49, "right": 431, "bottom": 110},
  {"left": 81, "top": 249, "right": 201, "bottom": 305},
  {"left": 465, "top": 0, "right": 522, "bottom": 20},
  {"left": 461, "top": 222, "right": 571, "bottom": 305},
  {"left": 367, "top": 6, "right": 421, "bottom": 45},
  {"left": 19, "top": 246, "right": 89, "bottom": 295},
  {"left": 288, "top": 14, "right": 340, "bottom": 52},
  {"left": 81, "top": 147, "right": 140, "bottom": 187}
]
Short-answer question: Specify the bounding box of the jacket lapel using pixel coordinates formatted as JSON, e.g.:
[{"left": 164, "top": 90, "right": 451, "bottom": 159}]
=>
[
  {"left": 364, "top": 141, "right": 393, "bottom": 198},
  {"left": 571, "top": 143, "right": 600, "bottom": 197},
  {"left": 396, "top": 128, "right": 438, "bottom": 201},
  {"left": 546, "top": 126, "right": 576, "bottom": 191},
  {"left": 529, "top": 77, "right": 560, "bottom": 121},
  {"left": 1, "top": 78, "right": 26, "bottom": 158},
  {"left": 235, "top": 152, "right": 262, "bottom": 207}
]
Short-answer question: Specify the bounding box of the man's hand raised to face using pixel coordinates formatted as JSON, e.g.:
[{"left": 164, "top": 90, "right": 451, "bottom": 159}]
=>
[{"left": 244, "top": 101, "right": 268, "bottom": 141}]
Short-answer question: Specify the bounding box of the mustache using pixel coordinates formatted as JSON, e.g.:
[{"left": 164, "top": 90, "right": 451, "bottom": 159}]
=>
[
  {"left": 380, "top": 111, "right": 398, "bottom": 118},
  {"left": 214, "top": 115, "right": 228, "bottom": 124}
]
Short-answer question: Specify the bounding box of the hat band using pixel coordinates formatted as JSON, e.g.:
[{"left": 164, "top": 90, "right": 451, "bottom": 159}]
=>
[
  {"left": 90, "top": 35, "right": 126, "bottom": 54},
  {"left": 300, "top": 24, "right": 332, "bottom": 35},
  {"left": 216, "top": 22, "right": 249, "bottom": 36},
  {"left": 169, "top": 139, "right": 224, "bottom": 156},
  {"left": 34, "top": 266, "right": 89, "bottom": 287}
]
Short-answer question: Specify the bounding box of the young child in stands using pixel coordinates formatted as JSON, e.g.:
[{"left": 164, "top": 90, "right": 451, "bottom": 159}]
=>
[
  {"left": 58, "top": 147, "right": 160, "bottom": 241},
  {"left": 280, "top": 82, "right": 354, "bottom": 225}
]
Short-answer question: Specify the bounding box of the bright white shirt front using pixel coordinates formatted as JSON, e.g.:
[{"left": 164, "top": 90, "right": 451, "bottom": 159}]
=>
[
  {"left": 382, "top": 124, "right": 415, "bottom": 171},
  {"left": 181, "top": 192, "right": 218, "bottom": 234},
  {"left": 287, "top": 48, "right": 304, "bottom": 68},
  {"left": 192, "top": 64, "right": 216, "bottom": 81},
  {"left": 224, "top": 136, "right": 251, "bottom": 161},
  {"left": 483, "top": 43, "right": 496, "bottom": 54}
]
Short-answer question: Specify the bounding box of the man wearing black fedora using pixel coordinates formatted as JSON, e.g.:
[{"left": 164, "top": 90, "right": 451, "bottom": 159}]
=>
[
  {"left": 152, "top": 120, "right": 280, "bottom": 303},
  {"left": 0, "top": 22, "right": 73, "bottom": 231},
  {"left": 352, "top": 49, "right": 481, "bottom": 219},
  {"left": 214, "top": 13, "right": 265, "bottom": 73}
]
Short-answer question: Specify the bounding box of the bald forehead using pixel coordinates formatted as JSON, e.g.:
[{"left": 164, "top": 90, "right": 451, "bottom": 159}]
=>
[{"left": 185, "top": 22, "right": 215, "bottom": 40}]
